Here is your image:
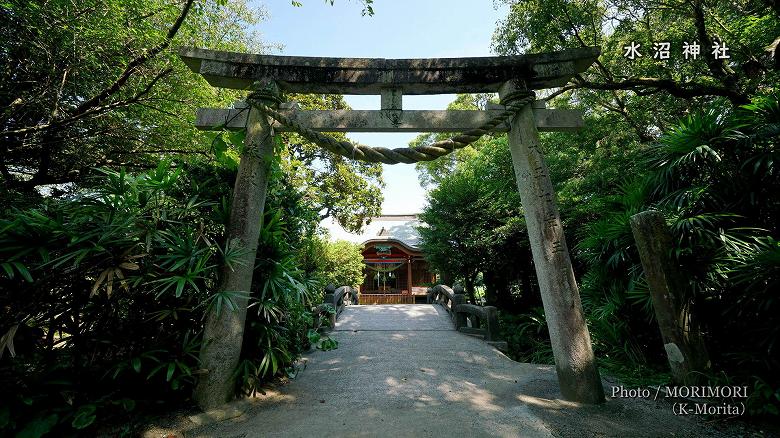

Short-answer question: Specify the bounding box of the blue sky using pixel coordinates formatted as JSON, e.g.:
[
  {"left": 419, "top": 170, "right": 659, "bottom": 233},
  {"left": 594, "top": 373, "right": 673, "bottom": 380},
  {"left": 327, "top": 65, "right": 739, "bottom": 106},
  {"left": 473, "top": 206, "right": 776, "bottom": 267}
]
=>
[{"left": 259, "top": 0, "right": 509, "bottom": 214}]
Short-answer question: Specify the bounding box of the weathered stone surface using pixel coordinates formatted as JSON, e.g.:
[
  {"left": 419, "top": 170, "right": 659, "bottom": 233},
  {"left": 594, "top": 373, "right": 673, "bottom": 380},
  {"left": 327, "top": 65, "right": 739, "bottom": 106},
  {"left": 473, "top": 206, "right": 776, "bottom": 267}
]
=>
[
  {"left": 380, "top": 88, "right": 403, "bottom": 110},
  {"left": 501, "top": 80, "right": 604, "bottom": 404},
  {"left": 187, "top": 399, "right": 254, "bottom": 426},
  {"left": 453, "top": 304, "right": 500, "bottom": 341},
  {"left": 194, "top": 106, "right": 584, "bottom": 133},
  {"left": 629, "top": 211, "right": 710, "bottom": 385},
  {"left": 193, "top": 105, "right": 275, "bottom": 410},
  {"left": 179, "top": 47, "right": 600, "bottom": 93}
]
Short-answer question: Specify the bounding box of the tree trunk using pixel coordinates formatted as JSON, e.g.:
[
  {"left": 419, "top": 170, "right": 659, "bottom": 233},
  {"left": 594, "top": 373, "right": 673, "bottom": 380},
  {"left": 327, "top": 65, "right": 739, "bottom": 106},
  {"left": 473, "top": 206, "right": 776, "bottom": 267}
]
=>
[
  {"left": 194, "top": 106, "right": 275, "bottom": 410},
  {"left": 630, "top": 211, "right": 711, "bottom": 385},
  {"left": 483, "top": 270, "right": 499, "bottom": 307},
  {"left": 501, "top": 80, "right": 604, "bottom": 404},
  {"left": 464, "top": 274, "right": 477, "bottom": 304},
  {"left": 518, "top": 247, "right": 540, "bottom": 311},
  {"left": 440, "top": 271, "right": 454, "bottom": 286},
  {"left": 486, "top": 269, "right": 513, "bottom": 310}
]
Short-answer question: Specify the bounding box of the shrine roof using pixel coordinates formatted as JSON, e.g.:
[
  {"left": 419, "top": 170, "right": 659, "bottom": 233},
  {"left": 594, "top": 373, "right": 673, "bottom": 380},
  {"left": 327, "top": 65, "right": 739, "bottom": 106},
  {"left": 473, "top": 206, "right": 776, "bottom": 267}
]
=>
[{"left": 323, "top": 214, "right": 423, "bottom": 250}]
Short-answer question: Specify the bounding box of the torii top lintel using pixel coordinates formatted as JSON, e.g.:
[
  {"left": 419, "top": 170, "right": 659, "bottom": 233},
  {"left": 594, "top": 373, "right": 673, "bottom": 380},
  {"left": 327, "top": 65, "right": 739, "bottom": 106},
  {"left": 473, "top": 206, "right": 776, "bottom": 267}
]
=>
[{"left": 179, "top": 47, "right": 600, "bottom": 95}]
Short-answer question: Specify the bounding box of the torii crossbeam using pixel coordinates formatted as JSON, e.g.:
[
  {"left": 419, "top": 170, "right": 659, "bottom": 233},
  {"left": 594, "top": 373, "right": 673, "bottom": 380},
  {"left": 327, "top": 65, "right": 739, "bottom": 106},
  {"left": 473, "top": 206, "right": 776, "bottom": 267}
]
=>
[
  {"left": 179, "top": 47, "right": 599, "bottom": 93},
  {"left": 181, "top": 46, "right": 606, "bottom": 410},
  {"left": 183, "top": 47, "right": 596, "bottom": 134}
]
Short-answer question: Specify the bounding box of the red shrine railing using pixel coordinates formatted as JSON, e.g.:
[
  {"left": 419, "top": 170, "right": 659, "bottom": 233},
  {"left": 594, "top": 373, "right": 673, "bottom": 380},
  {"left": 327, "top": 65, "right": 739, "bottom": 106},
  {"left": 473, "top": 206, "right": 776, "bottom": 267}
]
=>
[{"left": 358, "top": 294, "right": 416, "bottom": 305}]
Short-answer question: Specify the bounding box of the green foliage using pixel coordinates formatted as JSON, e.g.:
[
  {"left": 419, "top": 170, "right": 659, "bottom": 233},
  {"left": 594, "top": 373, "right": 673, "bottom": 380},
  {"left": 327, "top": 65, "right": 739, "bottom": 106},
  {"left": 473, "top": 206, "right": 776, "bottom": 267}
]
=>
[
  {"left": 299, "top": 236, "right": 365, "bottom": 288},
  {"left": 0, "top": 160, "right": 331, "bottom": 433},
  {"left": 433, "top": 0, "right": 780, "bottom": 416},
  {"left": 417, "top": 92, "right": 779, "bottom": 417},
  {"left": 498, "top": 309, "right": 554, "bottom": 364},
  {"left": 493, "top": 0, "right": 779, "bottom": 110},
  {"left": 317, "top": 338, "right": 339, "bottom": 351},
  {"left": 0, "top": 162, "right": 222, "bottom": 434},
  {"left": 291, "top": 0, "right": 375, "bottom": 16},
  {"left": 413, "top": 94, "right": 499, "bottom": 188},
  {"left": 306, "top": 327, "right": 339, "bottom": 351},
  {"left": 578, "top": 96, "right": 780, "bottom": 412},
  {"left": 204, "top": 94, "right": 384, "bottom": 234},
  {"left": 306, "top": 305, "right": 340, "bottom": 352},
  {"left": 0, "top": 0, "right": 266, "bottom": 190},
  {"left": 749, "top": 378, "right": 780, "bottom": 416},
  {"left": 0, "top": 0, "right": 384, "bottom": 234},
  {"left": 235, "top": 173, "right": 328, "bottom": 396},
  {"left": 418, "top": 137, "right": 536, "bottom": 307},
  {"left": 238, "top": 242, "right": 314, "bottom": 393},
  {"left": 281, "top": 94, "right": 384, "bottom": 232}
]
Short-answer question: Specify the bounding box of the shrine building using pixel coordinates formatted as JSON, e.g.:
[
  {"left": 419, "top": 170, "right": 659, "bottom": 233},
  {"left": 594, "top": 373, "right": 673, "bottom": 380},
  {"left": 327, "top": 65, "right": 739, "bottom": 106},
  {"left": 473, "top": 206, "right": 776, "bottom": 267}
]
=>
[{"left": 325, "top": 214, "right": 436, "bottom": 303}]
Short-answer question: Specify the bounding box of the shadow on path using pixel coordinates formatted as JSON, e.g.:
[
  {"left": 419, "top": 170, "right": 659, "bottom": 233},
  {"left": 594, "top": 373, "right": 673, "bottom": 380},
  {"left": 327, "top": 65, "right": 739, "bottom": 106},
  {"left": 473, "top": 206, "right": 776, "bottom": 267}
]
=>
[{"left": 180, "top": 305, "right": 755, "bottom": 438}]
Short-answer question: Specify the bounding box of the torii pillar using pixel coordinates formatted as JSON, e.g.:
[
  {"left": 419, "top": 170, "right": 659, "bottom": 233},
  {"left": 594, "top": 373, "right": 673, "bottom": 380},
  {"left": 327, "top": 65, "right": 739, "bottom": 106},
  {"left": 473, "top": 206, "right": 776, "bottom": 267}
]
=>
[
  {"left": 500, "top": 80, "right": 604, "bottom": 403},
  {"left": 194, "top": 89, "right": 278, "bottom": 409}
]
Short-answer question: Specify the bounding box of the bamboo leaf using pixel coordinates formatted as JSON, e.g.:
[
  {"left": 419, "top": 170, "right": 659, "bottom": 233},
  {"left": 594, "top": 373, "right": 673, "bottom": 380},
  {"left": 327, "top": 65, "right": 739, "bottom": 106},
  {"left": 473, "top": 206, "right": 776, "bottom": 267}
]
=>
[
  {"left": 91, "top": 269, "right": 110, "bottom": 297},
  {"left": 12, "top": 262, "right": 33, "bottom": 283},
  {"left": 119, "top": 262, "right": 139, "bottom": 270}
]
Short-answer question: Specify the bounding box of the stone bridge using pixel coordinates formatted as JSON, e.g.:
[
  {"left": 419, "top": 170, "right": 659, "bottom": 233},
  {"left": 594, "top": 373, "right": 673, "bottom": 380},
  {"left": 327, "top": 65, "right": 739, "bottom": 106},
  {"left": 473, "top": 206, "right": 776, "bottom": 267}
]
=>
[{"left": 177, "top": 302, "right": 732, "bottom": 438}]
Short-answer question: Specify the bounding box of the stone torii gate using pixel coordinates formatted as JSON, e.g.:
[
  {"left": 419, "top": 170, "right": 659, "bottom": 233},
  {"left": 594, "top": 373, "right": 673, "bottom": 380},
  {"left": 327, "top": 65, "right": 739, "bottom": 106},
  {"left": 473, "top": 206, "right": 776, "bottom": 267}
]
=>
[{"left": 180, "top": 46, "right": 606, "bottom": 409}]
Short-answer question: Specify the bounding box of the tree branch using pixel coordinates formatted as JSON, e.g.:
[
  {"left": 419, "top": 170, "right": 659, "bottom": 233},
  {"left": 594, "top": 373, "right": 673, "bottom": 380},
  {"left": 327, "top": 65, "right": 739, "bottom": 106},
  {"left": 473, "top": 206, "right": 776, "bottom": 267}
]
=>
[
  {"left": 543, "top": 84, "right": 579, "bottom": 102},
  {"left": 1, "top": 0, "right": 194, "bottom": 140},
  {"left": 114, "top": 148, "right": 209, "bottom": 156},
  {"left": 690, "top": 0, "right": 746, "bottom": 103},
  {"left": 572, "top": 76, "right": 749, "bottom": 104},
  {"left": 72, "top": 0, "right": 195, "bottom": 116},
  {"left": 1, "top": 67, "right": 173, "bottom": 137}
]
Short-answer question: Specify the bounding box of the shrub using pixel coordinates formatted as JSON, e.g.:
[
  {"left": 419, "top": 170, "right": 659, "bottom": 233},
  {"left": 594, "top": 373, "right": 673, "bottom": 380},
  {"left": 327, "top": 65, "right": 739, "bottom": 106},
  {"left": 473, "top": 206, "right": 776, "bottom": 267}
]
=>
[{"left": 0, "top": 162, "right": 326, "bottom": 434}]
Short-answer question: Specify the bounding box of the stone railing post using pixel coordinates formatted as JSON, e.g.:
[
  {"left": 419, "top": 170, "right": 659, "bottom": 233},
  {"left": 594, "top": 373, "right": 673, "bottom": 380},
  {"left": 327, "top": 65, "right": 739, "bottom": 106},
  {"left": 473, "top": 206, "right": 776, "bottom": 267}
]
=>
[
  {"left": 323, "top": 284, "right": 337, "bottom": 307},
  {"left": 452, "top": 294, "right": 467, "bottom": 329},
  {"left": 483, "top": 306, "right": 499, "bottom": 342},
  {"left": 323, "top": 284, "right": 337, "bottom": 327},
  {"left": 453, "top": 283, "right": 465, "bottom": 296}
]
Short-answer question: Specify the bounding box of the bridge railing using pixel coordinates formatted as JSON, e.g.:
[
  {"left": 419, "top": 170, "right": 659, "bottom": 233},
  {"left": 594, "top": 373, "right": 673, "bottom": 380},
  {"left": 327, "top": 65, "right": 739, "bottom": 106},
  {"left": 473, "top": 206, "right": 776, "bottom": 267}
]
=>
[
  {"left": 453, "top": 303, "right": 500, "bottom": 342},
  {"left": 315, "top": 284, "right": 358, "bottom": 329},
  {"left": 426, "top": 284, "right": 466, "bottom": 319},
  {"left": 427, "top": 284, "right": 504, "bottom": 347}
]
